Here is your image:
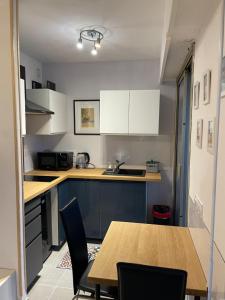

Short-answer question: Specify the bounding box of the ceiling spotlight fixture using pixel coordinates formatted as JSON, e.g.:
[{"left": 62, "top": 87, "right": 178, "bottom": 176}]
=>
[
  {"left": 95, "top": 37, "right": 101, "bottom": 49},
  {"left": 91, "top": 46, "right": 98, "bottom": 56},
  {"left": 76, "top": 37, "right": 83, "bottom": 49},
  {"left": 77, "top": 28, "right": 103, "bottom": 56}
]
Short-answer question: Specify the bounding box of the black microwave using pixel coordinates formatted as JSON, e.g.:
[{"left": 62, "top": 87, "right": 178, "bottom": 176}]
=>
[{"left": 37, "top": 152, "right": 73, "bottom": 171}]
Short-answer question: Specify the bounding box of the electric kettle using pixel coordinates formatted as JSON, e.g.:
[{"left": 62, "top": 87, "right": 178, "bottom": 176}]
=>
[{"left": 76, "top": 152, "right": 90, "bottom": 169}]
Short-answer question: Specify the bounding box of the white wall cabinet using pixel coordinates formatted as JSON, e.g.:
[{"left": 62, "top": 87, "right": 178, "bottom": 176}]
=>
[
  {"left": 129, "top": 90, "right": 160, "bottom": 135},
  {"left": 26, "top": 89, "right": 67, "bottom": 135},
  {"left": 100, "top": 90, "right": 160, "bottom": 135},
  {"left": 100, "top": 90, "right": 130, "bottom": 134}
]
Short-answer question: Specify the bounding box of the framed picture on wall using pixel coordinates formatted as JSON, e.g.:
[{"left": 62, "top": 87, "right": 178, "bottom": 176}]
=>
[
  {"left": 196, "top": 119, "right": 203, "bottom": 148},
  {"left": 32, "top": 80, "right": 42, "bottom": 89},
  {"left": 203, "top": 70, "right": 211, "bottom": 105},
  {"left": 193, "top": 81, "right": 200, "bottom": 109},
  {"left": 207, "top": 119, "right": 215, "bottom": 154},
  {"left": 74, "top": 100, "right": 100, "bottom": 135},
  {"left": 46, "top": 80, "right": 56, "bottom": 91}
]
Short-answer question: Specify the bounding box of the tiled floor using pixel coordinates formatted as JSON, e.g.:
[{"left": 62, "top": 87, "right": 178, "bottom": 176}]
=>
[
  {"left": 28, "top": 244, "right": 190, "bottom": 300},
  {"left": 28, "top": 243, "right": 92, "bottom": 300}
]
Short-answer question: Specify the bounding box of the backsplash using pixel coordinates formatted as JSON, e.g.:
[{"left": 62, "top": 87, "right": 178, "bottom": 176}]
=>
[{"left": 23, "top": 134, "right": 174, "bottom": 172}]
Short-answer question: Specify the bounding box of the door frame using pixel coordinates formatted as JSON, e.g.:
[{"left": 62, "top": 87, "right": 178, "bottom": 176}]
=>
[{"left": 173, "top": 46, "right": 194, "bottom": 226}]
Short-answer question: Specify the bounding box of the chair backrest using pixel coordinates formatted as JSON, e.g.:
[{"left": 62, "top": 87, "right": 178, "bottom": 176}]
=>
[
  {"left": 117, "top": 262, "right": 187, "bottom": 300},
  {"left": 60, "top": 198, "right": 88, "bottom": 294}
]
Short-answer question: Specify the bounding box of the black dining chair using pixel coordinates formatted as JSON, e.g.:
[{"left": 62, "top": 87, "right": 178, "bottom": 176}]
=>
[
  {"left": 59, "top": 197, "right": 117, "bottom": 299},
  {"left": 117, "top": 262, "right": 187, "bottom": 300}
]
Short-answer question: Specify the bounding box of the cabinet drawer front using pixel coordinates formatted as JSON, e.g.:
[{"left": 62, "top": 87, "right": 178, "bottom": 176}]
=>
[
  {"left": 26, "top": 234, "right": 43, "bottom": 288},
  {"left": 25, "top": 215, "right": 42, "bottom": 246},
  {"left": 25, "top": 197, "right": 41, "bottom": 214},
  {"left": 25, "top": 205, "right": 41, "bottom": 225}
]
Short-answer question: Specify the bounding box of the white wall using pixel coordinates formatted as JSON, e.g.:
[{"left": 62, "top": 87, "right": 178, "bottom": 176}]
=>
[
  {"left": 188, "top": 3, "right": 223, "bottom": 298},
  {"left": 211, "top": 2, "right": 225, "bottom": 298},
  {"left": 20, "top": 52, "right": 50, "bottom": 171},
  {"left": 0, "top": 1, "right": 25, "bottom": 299},
  {"left": 20, "top": 52, "right": 43, "bottom": 89},
  {"left": 42, "top": 60, "right": 176, "bottom": 164}
]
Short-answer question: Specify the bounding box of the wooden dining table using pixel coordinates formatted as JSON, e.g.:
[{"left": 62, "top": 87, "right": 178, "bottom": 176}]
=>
[{"left": 88, "top": 221, "right": 207, "bottom": 300}]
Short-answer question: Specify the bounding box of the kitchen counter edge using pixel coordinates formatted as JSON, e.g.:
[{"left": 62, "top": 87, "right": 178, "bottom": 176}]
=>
[{"left": 24, "top": 168, "right": 161, "bottom": 204}]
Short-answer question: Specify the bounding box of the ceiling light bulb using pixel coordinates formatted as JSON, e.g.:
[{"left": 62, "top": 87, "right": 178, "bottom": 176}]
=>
[
  {"left": 91, "top": 46, "right": 98, "bottom": 56},
  {"left": 77, "top": 38, "right": 83, "bottom": 49},
  {"left": 95, "top": 38, "right": 101, "bottom": 49}
]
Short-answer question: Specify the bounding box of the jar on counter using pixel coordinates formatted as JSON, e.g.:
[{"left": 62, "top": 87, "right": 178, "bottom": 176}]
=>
[{"left": 146, "top": 160, "right": 160, "bottom": 173}]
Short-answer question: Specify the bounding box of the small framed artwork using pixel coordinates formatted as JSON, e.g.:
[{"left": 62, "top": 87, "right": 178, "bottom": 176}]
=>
[
  {"left": 196, "top": 119, "right": 203, "bottom": 148},
  {"left": 203, "top": 70, "right": 211, "bottom": 105},
  {"left": 207, "top": 119, "right": 215, "bottom": 154},
  {"left": 46, "top": 80, "right": 56, "bottom": 91},
  {"left": 32, "top": 80, "right": 42, "bottom": 89},
  {"left": 193, "top": 81, "right": 200, "bottom": 109},
  {"left": 74, "top": 100, "right": 100, "bottom": 135}
]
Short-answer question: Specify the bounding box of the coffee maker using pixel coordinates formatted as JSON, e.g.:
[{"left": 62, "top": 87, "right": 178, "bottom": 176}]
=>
[{"left": 76, "top": 152, "right": 90, "bottom": 168}]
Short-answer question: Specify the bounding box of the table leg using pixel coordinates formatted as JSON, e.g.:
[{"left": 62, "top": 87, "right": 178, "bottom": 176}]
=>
[
  {"left": 194, "top": 297, "right": 200, "bottom": 300},
  {"left": 95, "top": 284, "right": 100, "bottom": 300}
]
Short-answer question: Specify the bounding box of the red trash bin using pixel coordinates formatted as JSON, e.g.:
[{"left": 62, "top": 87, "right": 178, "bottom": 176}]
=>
[{"left": 152, "top": 205, "right": 171, "bottom": 225}]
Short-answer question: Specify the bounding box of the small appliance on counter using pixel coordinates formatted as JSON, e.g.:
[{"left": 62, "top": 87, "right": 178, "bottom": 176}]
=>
[
  {"left": 37, "top": 151, "right": 73, "bottom": 171},
  {"left": 146, "top": 160, "right": 160, "bottom": 173},
  {"left": 76, "top": 152, "right": 91, "bottom": 168}
]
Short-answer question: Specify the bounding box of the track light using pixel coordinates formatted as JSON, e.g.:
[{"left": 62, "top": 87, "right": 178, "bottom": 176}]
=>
[
  {"left": 91, "top": 46, "right": 98, "bottom": 56},
  {"left": 77, "top": 37, "right": 83, "bottom": 49},
  {"left": 77, "top": 28, "right": 104, "bottom": 55}
]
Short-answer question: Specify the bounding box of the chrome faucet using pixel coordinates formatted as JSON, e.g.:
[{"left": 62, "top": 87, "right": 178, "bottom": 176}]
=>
[{"left": 115, "top": 160, "right": 125, "bottom": 173}]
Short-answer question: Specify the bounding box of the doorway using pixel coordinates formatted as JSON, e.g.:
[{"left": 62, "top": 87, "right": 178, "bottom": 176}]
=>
[{"left": 175, "top": 58, "right": 193, "bottom": 226}]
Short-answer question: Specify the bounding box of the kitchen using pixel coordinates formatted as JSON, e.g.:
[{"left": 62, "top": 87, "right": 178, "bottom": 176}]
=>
[
  {"left": 18, "top": 0, "right": 181, "bottom": 297},
  {"left": 1, "top": 0, "right": 225, "bottom": 300}
]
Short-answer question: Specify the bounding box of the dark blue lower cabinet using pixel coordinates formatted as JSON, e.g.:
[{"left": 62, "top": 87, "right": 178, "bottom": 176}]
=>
[
  {"left": 69, "top": 180, "right": 101, "bottom": 239},
  {"left": 58, "top": 179, "right": 146, "bottom": 241},
  {"left": 100, "top": 181, "right": 146, "bottom": 238}
]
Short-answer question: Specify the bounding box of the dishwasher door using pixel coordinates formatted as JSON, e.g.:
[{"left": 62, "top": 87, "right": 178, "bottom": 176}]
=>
[{"left": 41, "top": 191, "right": 52, "bottom": 262}]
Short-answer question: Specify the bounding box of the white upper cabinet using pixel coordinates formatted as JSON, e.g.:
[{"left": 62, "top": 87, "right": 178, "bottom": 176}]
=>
[
  {"left": 129, "top": 90, "right": 160, "bottom": 135},
  {"left": 100, "top": 90, "right": 129, "bottom": 134},
  {"left": 100, "top": 90, "right": 160, "bottom": 135},
  {"left": 26, "top": 89, "right": 67, "bottom": 135}
]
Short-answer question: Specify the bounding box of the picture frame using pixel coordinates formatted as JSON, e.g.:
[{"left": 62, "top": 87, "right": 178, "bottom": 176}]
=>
[
  {"left": 32, "top": 80, "right": 42, "bottom": 89},
  {"left": 207, "top": 119, "right": 215, "bottom": 154},
  {"left": 193, "top": 81, "right": 200, "bottom": 109},
  {"left": 196, "top": 119, "right": 203, "bottom": 149},
  {"left": 46, "top": 80, "right": 56, "bottom": 91},
  {"left": 203, "top": 70, "right": 211, "bottom": 105},
  {"left": 74, "top": 100, "right": 100, "bottom": 135}
]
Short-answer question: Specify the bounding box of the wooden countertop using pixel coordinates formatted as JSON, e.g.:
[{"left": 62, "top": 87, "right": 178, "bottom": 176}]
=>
[
  {"left": 88, "top": 222, "right": 207, "bottom": 297},
  {"left": 24, "top": 168, "right": 161, "bottom": 203}
]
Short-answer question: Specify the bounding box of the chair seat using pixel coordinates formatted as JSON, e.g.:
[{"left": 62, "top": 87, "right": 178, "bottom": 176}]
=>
[{"left": 79, "top": 260, "right": 118, "bottom": 298}]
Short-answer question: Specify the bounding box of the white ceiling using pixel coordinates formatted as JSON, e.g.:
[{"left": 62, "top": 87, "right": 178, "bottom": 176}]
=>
[
  {"left": 19, "top": 0, "right": 165, "bottom": 63},
  {"left": 163, "top": 0, "right": 221, "bottom": 81}
]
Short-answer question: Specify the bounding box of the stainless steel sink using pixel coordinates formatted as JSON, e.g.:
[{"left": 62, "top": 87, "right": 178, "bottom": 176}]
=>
[{"left": 103, "top": 169, "right": 146, "bottom": 177}]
